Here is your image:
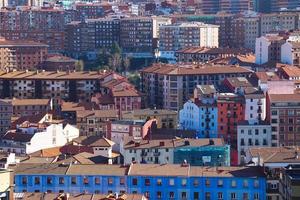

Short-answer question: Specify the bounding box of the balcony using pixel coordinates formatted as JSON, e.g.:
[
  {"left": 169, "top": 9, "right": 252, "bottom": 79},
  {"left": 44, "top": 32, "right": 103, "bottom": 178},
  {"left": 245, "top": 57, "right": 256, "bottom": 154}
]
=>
[
  {"left": 257, "top": 100, "right": 262, "bottom": 105},
  {"left": 257, "top": 107, "right": 262, "bottom": 114}
]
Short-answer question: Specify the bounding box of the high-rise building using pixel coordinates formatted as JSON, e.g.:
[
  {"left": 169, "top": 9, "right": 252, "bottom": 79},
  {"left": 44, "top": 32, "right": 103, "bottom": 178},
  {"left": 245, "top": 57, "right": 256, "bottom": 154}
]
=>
[{"left": 159, "top": 22, "right": 219, "bottom": 61}]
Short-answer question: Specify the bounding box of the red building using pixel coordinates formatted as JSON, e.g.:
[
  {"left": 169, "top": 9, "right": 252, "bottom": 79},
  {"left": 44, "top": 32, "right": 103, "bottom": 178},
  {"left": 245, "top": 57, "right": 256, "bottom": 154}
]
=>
[{"left": 217, "top": 93, "right": 245, "bottom": 165}]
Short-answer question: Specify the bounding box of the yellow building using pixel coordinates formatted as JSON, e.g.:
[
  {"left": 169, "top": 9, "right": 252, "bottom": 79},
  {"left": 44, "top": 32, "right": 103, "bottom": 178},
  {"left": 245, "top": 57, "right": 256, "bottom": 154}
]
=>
[
  {"left": 122, "top": 109, "right": 177, "bottom": 129},
  {"left": 0, "top": 169, "right": 12, "bottom": 200}
]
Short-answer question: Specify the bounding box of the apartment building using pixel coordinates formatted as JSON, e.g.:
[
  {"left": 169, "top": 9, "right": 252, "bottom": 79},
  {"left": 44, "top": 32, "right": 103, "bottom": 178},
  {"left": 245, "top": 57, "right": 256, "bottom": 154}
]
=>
[
  {"left": 42, "top": 55, "right": 77, "bottom": 71},
  {"left": 0, "top": 99, "right": 12, "bottom": 135},
  {"left": 74, "top": 3, "right": 104, "bottom": 20},
  {"left": 268, "top": 94, "right": 300, "bottom": 147},
  {"left": 0, "top": 7, "right": 66, "bottom": 52},
  {"left": 140, "top": 63, "right": 252, "bottom": 111},
  {"left": 77, "top": 110, "right": 119, "bottom": 137},
  {"left": 281, "top": 41, "right": 300, "bottom": 66},
  {"left": 199, "top": 0, "right": 253, "bottom": 14},
  {"left": 280, "top": 165, "right": 300, "bottom": 200},
  {"left": 175, "top": 47, "right": 252, "bottom": 63},
  {"left": 65, "top": 18, "right": 120, "bottom": 59},
  {"left": 159, "top": 22, "right": 219, "bottom": 61},
  {"left": 5, "top": 98, "right": 52, "bottom": 117},
  {"left": 255, "top": 34, "right": 286, "bottom": 65},
  {"left": 122, "top": 138, "right": 230, "bottom": 166},
  {"left": 106, "top": 119, "right": 156, "bottom": 152},
  {"left": 260, "top": 13, "right": 298, "bottom": 36},
  {"left": 237, "top": 121, "right": 272, "bottom": 165},
  {"left": 249, "top": 146, "right": 300, "bottom": 200},
  {"left": 120, "top": 17, "right": 154, "bottom": 57},
  {"left": 14, "top": 163, "right": 267, "bottom": 200},
  {"left": 244, "top": 16, "right": 260, "bottom": 50},
  {"left": 0, "top": 70, "right": 121, "bottom": 106},
  {"left": 122, "top": 109, "right": 177, "bottom": 129},
  {"left": 0, "top": 37, "right": 48, "bottom": 71},
  {"left": 270, "top": 0, "right": 300, "bottom": 12}
]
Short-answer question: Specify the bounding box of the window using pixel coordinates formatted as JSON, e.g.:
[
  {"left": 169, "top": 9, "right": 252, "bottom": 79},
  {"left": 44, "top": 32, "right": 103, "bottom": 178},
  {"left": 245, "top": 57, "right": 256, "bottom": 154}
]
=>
[
  {"left": 231, "top": 192, "right": 237, "bottom": 200},
  {"left": 59, "top": 177, "right": 64, "bottom": 184},
  {"left": 132, "top": 178, "right": 138, "bottom": 186},
  {"left": 157, "top": 191, "right": 162, "bottom": 199},
  {"left": 231, "top": 180, "right": 236, "bottom": 187},
  {"left": 157, "top": 179, "right": 162, "bottom": 186},
  {"left": 217, "top": 179, "right": 223, "bottom": 187},
  {"left": 243, "top": 193, "right": 249, "bottom": 200},
  {"left": 194, "top": 192, "right": 199, "bottom": 200},
  {"left": 22, "top": 177, "right": 27, "bottom": 185},
  {"left": 120, "top": 177, "right": 125, "bottom": 185},
  {"left": 144, "top": 191, "right": 150, "bottom": 198},
  {"left": 243, "top": 180, "right": 248, "bottom": 187},
  {"left": 254, "top": 193, "right": 259, "bottom": 200},
  {"left": 218, "top": 192, "right": 223, "bottom": 200},
  {"left": 47, "top": 177, "right": 52, "bottom": 184},
  {"left": 83, "top": 177, "right": 89, "bottom": 185},
  {"left": 108, "top": 177, "right": 113, "bottom": 185},
  {"left": 34, "top": 177, "right": 40, "bottom": 185},
  {"left": 205, "top": 192, "right": 211, "bottom": 200},
  {"left": 169, "top": 178, "right": 174, "bottom": 186},
  {"left": 254, "top": 180, "right": 259, "bottom": 188},
  {"left": 95, "top": 178, "right": 100, "bottom": 185},
  {"left": 193, "top": 179, "right": 199, "bottom": 186},
  {"left": 181, "top": 192, "right": 187, "bottom": 199},
  {"left": 205, "top": 179, "right": 210, "bottom": 187},
  {"left": 169, "top": 192, "right": 175, "bottom": 199},
  {"left": 145, "top": 178, "right": 150, "bottom": 186},
  {"left": 181, "top": 178, "right": 187, "bottom": 186},
  {"left": 71, "top": 177, "right": 76, "bottom": 185}
]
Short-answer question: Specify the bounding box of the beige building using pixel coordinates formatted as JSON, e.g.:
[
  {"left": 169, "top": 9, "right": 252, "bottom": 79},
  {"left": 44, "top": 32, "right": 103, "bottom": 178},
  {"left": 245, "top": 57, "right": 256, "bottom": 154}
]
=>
[
  {"left": 159, "top": 22, "right": 219, "bottom": 61},
  {"left": 0, "top": 169, "right": 12, "bottom": 200},
  {"left": 77, "top": 110, "right": 119, "bottom": 136},
  {"left": 122, "top": 109, "right": 178, "bottom": 129}
]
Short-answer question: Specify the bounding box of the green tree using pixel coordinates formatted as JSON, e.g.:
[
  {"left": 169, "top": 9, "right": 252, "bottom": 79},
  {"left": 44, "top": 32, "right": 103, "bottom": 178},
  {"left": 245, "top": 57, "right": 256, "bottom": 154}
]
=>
[
  {"left": 111, "top": 42, "right": 122, "bottom": 55},
  {"left": 108, "top": 53, "right": 122, "bottom": 72},
  {"left": 123, "top": 56, "right": 131, "bottom": 74}
]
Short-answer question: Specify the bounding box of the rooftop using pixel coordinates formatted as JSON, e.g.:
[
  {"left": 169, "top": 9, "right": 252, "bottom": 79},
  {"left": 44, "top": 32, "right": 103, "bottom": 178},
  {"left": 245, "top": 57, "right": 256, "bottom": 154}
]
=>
[
  {"left": 176, "top": 47, "right": 252, "bottom": 55},
  {"left": 249, "top": 146, "right": 300, "bottom": 164},
  {"left": 3, "top": 98, "right": 51, "bottom": 106},
  {"left": 269, "top": 94, "right": 300, "bottom": 103},
  {"left": 13, "top": 163, "right": 265, "bottom": 178},
  {"left": 140, "top": 63, "right": 252, "bottom": 75},
  {"left": 72, "top": 136, "right": 115, "bottom": 147},
  {"left": 123, "top": 138, "right": 225, "bottom": 149},
  {"left": 0, "top": 70, "right": 113, "bottom": 80},
  {"left": 76, "top": 110, "right": 118, "bottom": 119},
  {"left": 122, "top": 109, "right": 177, "bottom": 117},
  {"left": 0, "top": 37, "right": 48, "bottom": 47}
]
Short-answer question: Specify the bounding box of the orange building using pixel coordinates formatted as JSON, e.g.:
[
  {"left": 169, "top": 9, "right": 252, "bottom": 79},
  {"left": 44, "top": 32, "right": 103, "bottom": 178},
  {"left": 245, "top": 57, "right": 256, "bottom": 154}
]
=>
[{"left": 217, "top": 93, "right": 245, "bottom": 165}]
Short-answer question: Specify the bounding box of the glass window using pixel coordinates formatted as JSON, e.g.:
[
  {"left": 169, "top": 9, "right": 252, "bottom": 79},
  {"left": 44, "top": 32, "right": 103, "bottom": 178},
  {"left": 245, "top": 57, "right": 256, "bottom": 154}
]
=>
[
  {"left": 71, "top": 177, "right": 76, "bottom": 185},
  {"left": 243, "top": 180, "right": 248, "bottom": 187},
  {"left": 22, "top": 177, "right": 27, "bottom": 185},
  {"left": 169, "top": 191, "right": 174, "bottom": 198},
  {"left": 157, "top": 179, "right": 162, "bottom": 186},
  {"left": 34, "top": 177, "right": 40, "bottom": 185},
  {"left": 47, "top": 177, "right": 52, "bottom": 184},
  {"left": 108, "top": 177, "right": 113, "bottom": 185},
  {"left": 169, "top": 178, "right": 175, "bottom": 186},
  {"left": 231, "top": 180, "right": 236, "bottom": 187},
  {"left": 194, "top": 192, "right": 199, "bottom": 200},
  {"left": 83, "top": 177, "right": 88, "bottom": 185},
  {"left": 59, "top": 177, "right": 64, "bottom": 185},
  {"left": 218, "top": 179, "right": 223, "bottom": 187},
  {"left": 95, "top": 177, "right": 100, "bottom": 185},
  {"left": 254, "top": 193, "right": 259, "bottom": 200},
  {"left": 205, "top": 179, "right": 210, "bottom": 187},
  {"left": 218, "top": 192, "right": 223, "bottom": 200},
  {"left": 254, "top": 180, "right": 259, "bottom": 188},
  {"left": 243, "top": 193, "right": 249, "bottom": 200},
  {"left": 181, "top": 192, "right": 187, "bottom": 198},
  {"left": 132, "top": 178, "right": 138, "bottom": 186},
  {"left": 120, "top": 177, "right": 125, "bottom": 185},
  {"left": 231, "top": 192, "right": 237, "bottom": 200},
  {"left": 205, "top": 192, "right": 211, "bottom": 200},
  {"left": 157, "top": 191, "right": 162, "bottom": 199},
  {"left": 181, "top": 178, "right": 187, "bottom": 186},
  {"left": 193, "top": 179, "right": 199, "bottom": 186},
  {"left": 145, "top": 178, "right": 150, "bottom": 186}
]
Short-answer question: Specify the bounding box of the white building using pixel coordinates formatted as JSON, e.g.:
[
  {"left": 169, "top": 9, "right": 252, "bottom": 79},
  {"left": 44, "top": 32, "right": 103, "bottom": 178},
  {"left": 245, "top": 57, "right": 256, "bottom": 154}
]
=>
[
  {"left": 244, "top": 92, "right": 266, "bottom": 123},
  {"left": 159, "top": 22, "right": 219, "bottom": 61},
  {"left": 237, "top": 121, "right": 272, "bottom": 164},
  {"left": 26, "top": 124, "right": 79, "bottom": 154},
  {"left": 179, "top": 100, "right": 201, "bottom": 133},
  {"left": 0, "top": 153, "right": 19, "bottom": 169},
  {"left": 281, "top": 41, "right": 300, "bottom": 66}
]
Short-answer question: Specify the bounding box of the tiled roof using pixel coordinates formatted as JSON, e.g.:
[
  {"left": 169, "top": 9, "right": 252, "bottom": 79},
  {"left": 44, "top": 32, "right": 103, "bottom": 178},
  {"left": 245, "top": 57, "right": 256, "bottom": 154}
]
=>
[
  {"left": 280, "top": 65, "right": 300, "bottom": 78},
  {"left": 249, "top": 146, "right": 300, "bottom": 164},
  {"left": 9, "top": 98, "right": 51, "bottom": 106},
  {"left": 76, "top": 110, "right": 118, "bottom": 119},
  {"left": 176, "top": 47, "right": 252, "bottom": 55},
  {"left": 2, "top": 131, "right": 33, "bottom": 143},
  {"left": 122, "top": 109, "right": 177, "bottom": 117},
  {"left": 73, "top": 136, "right": 115, "bottom": 147},
  {"left": 0, "top": 70, "right": 113, "bottom": 80},
  {"left": 140, "top": 63, "right": 252, "bottom": 75},
  {"left": 269, "top": 94, "right": 300, "bottom": 103},
  {"left": 0, "top": 38, "right": 48, "bottom": 47},
  {"left": 123, "top": 138, "right": 224, "bottom": 149},
  {"left": 66, "top": 164, "right": 128, "bottom": 175}
]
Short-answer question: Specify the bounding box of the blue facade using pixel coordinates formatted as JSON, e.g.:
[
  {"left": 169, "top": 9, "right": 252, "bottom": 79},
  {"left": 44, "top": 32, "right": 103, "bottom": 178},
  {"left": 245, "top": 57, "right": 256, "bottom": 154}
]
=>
[
  {"left": 15, "top": 171, "right": 266, "bottom": 200},
  {"left": 179, "top": 100, "right": 218, "bottom": 138},
  {"left": 174, "top": 145, "right": 230, "bottom": 166}
]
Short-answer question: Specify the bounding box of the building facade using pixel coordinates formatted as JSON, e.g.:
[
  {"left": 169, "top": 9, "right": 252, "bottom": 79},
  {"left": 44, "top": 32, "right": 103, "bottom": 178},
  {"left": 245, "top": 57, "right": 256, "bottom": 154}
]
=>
[
  {"left": 159, "top": 22, "right": 219, "bottom": 61},
  {"left": 0, "top": 99, "right": 12, "bottom": 136},
  {"left": 14, "top": 163, "right": 267, "bottom": 200}
]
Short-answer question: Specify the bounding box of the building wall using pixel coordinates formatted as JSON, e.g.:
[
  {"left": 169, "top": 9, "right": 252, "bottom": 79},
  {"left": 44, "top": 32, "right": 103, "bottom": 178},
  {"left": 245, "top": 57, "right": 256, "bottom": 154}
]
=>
[
  {"left": 26, "top": 124, "right": 79, "bottom": 154},
  {"left": 244, "top": 97, "right": 266, "bottom": 122},
  {"left": 255, "top": 37, "right": 270, "bottom": 65},
  {"left": 179, "top": 100, "right": 201, "bottom": 133},
  {"left": 0, "top": 100, "right": 12, "bottom": 135},
  {"left": 237, "top": 124, "right": 272, "bottom": 164},
  {"left": 15, "top": 173, "right": 267, "bottom": 200},
  {"left": 281, "top": 42, "right": 293, "bottom": 65}
]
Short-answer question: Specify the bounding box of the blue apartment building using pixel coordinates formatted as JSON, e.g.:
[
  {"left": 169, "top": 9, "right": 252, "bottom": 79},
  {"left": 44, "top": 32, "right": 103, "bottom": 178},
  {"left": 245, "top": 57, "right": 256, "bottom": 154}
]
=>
[{"left": 14, "top": 163, "right": 266, "bottom": 200}]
